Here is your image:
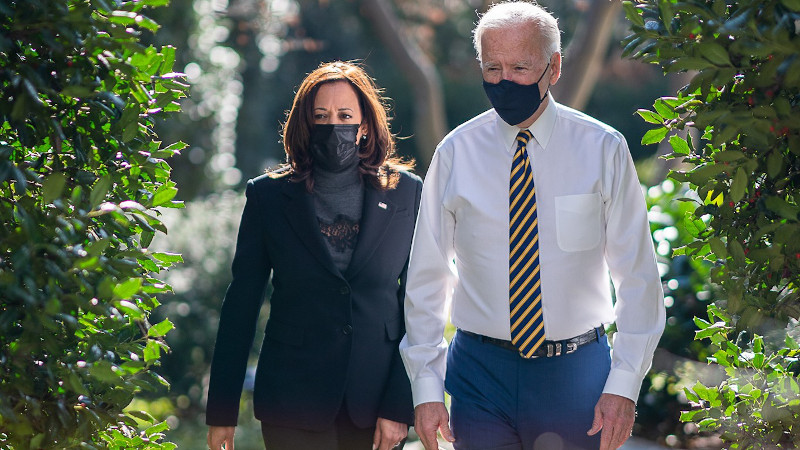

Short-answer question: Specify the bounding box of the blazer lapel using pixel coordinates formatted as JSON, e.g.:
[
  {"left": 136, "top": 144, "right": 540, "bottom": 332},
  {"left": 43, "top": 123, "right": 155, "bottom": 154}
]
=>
[
  {"left": 281, "top": 181, "right": 341, "bottom": 277},
  {"left": 345, "top": 186, "right": 396, "bottom": 278}
]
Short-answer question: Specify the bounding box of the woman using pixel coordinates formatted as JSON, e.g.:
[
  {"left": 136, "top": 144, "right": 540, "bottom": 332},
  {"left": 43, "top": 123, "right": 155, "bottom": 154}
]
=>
[{"left": 206, "top": 61, "right": 420, "bottom": 450}]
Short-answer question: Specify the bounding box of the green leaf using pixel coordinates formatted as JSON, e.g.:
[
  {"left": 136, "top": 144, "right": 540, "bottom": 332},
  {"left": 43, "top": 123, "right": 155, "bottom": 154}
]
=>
[
  {"left": 89, "top": 361, "right": 121, "bottom": 383},
  {"left": 729, "top": 239, "right": 746, "bottom": 265},
  {"left": 61, "top": 85, "right": 94, "bottom": 98},
  {"left": 658, "top": 1, "right": 674, "bottom": 30},
  {"left": 116, "top": 300, "right": 143, "bottom": 319},
  {"left": 136, "top": 14, "right": 160, "bottom": 33},
  {"left": 144, "top": 339, "right": 162, "bottom": 363},
  {"left": 147, "top": 319, "right": 174, "bottom": 338},
  {"left": 127, "top": 410, "right": 156, "bottom": 423},
  {"left": 86, "top": 238, "right": 111, "bottom": 257},
  {"left": 767, "top": 151, "right": 783, "bottom": 179},
  {"left": 160, "top": 45, "right": 177, "bottom": 72},
  {"left": 654, "top": 99, "right": 679, "bottom": 120},
  {"left": 162, "top": 141, "right": 187, "bottom": 152},
  {"left": 29, "top": 434, "right": 45, "bottom": 449},
  {"left": 145, "top": 421, "right": 169, "bottom": 436},
  {"left": 140, "top": 258, "right": 159, "bottom": 272},
  {"left": 753, "top": 335, "right": 763, "bottom": 353},
  {"left": 687, "top": 163, "right": 726, "bottom": 185},
  {"left": 708, "top": 237, "right": 727, "bottom": 259},
  {"left": 683, "top": 214, "right": 708, "bottom": 238},
  {"left": 692, "top": 381, "right": 711, "bottom": 400},
  {"left": 781, "top": 0, "right": 800, "bottom": 11},
  {"left": 42, "top": 172, "right": 67, "bottom": 204},
  {"left": 141, "top": 230, "right": 155, "bottom": 248},
  {"left": 764, "top": 196, "right": 800, "bottom": 221},
  {"left": 642, "top": 127, "right": 668, "bottom": 145},
  {"left": 730, "top": 168, "right": 747, "bottom": 202},
  {"left": 668, "top": 57, "right": 714, "bottom": 72},
  {"left": 698, "top": 42, "right": 732, "bottom": 66},
  {"left": 151, "top": 185, "right": 178, "bottom": 206},
  {"left": 113, "top": 278, "right": 143, "bottom": 300},
  {"left": 151, "top": 252, "right": 183, "bottom": 263},
  {"left": 90, "top": 176, "right": 112, "bottom": 210},
  {"left": 636, "top": 109, "right": 663, "bottom": 124},
  {"left": 669, "top": 135, "right": 690, "bottom": 154},
  {"left": 623, "top": 1, "right": 644, "bottom": 27},
  {"left": 713, "top": 150, "right": 745, "bottom": 162}
]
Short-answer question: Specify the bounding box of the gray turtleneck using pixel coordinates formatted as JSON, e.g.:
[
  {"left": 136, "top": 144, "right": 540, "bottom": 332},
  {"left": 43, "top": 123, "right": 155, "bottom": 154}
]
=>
[{"left": 312, "top": 166, "right": 365, "bottom": 272}]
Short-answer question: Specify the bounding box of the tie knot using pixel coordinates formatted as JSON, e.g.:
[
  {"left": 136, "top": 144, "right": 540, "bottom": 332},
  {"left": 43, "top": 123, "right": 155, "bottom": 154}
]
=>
[{"left": 516, "top": 130, "right": 532, "bottom": 147}]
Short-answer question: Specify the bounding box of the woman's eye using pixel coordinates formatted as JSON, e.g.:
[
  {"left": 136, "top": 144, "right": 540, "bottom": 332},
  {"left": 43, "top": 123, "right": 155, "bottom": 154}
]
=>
[{"left": 314, "top": 114, "right": 326, "bottom": 120}]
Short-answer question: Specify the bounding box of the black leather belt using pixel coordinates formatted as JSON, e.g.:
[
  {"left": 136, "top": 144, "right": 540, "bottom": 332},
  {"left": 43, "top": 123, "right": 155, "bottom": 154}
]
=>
[{"left": 459, "top": 327, "right": 605, "bottom": 358}]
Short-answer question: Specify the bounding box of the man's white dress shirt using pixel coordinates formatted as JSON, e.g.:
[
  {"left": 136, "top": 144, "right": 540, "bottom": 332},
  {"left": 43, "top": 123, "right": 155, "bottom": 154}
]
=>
[{"left": 399, "top": 95, "right": 666, "bottom": 407}]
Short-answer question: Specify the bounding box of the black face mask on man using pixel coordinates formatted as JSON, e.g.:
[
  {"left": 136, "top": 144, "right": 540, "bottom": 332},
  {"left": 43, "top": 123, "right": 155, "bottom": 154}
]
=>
[
  {"left": 309, "top": 124, "right": 361, "bottom": 173},
  {"left": 482, "top": 62, "right": 550, "bottom": 126}
]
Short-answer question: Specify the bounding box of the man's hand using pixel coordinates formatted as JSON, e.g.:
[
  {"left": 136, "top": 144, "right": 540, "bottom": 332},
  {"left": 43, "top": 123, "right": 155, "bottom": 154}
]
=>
[
  {"left": 587, "top": 393, "right": 635, "bottom": 450},
  {"left": 373, "top": 417, "right": 408, "bottom": 450},
  {"left": 414, "top": 402, "right": 454, "bottom": 450},
  {"left": 207, "top": 426, "right": 235, "bottom": 450}
]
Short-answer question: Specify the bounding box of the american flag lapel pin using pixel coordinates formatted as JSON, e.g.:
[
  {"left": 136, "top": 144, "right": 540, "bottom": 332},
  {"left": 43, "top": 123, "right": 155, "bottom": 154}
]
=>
[{"left": 378, "top": 202, "right": 387, "bottom": 210}]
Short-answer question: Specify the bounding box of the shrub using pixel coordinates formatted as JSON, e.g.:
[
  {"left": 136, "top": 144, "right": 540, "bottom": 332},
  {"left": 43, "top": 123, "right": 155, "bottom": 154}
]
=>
[
  {"left": 0, "top": 0, "right": 186, "bottom": 448},
  {"left": 624, "top": 0, "right": 800, "bottom": 447}
]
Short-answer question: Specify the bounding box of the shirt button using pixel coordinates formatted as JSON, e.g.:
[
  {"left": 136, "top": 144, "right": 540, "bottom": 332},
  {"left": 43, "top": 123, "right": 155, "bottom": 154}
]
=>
[
  {"left": 339, "top": 286, "right": 350, "bottom": 295},
  {"left": 342, "top": 325, "right": 353, "bottom": 335}
]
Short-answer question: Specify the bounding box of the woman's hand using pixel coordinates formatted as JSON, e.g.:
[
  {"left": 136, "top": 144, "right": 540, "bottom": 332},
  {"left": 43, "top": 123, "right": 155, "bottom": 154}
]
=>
[
  {"left": 207, "top": 426, "right": 235, "bottom": 450},
  {"left": 372, "top": 417, "right": 408, "bottom": 450}
]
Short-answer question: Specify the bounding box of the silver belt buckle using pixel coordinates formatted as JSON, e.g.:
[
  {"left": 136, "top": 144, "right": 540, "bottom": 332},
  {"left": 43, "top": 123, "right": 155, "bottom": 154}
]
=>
[
  {"left": 566, "top": 342, "right": 578, "bottom": 354},
  {"left": 546, "top": 342, "right": 561, "bottom": 357},
  {"left": 545, "top": 342, "right": 578, "bottom": 357}
]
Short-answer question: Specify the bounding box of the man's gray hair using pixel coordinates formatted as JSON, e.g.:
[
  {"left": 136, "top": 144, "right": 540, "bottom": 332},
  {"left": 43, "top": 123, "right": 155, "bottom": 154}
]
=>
[{"left": 473, "top": 1, "right": 562, "bottom": 64}]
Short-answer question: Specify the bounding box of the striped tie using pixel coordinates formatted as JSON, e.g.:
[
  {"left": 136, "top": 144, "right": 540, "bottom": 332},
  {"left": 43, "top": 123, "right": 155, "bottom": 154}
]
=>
[{"left": 509, "top": 130, "right": 545, "bottom": 358}]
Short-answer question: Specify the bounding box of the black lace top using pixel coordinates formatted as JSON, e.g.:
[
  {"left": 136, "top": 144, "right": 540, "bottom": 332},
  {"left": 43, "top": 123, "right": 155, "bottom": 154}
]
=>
[{"left": 312, "top": 166, "right": 364, "bottom": 272}]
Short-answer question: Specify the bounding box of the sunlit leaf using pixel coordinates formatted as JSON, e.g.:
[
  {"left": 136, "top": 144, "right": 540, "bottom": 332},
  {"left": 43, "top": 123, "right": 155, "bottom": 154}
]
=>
[
  {"left": 642, "top": 127, "right": 668, "bottom": 145},
  {"left": 113, "top": 278, "right": 143, "bottom": 300},
  {"left": 147, "top": 319, "right": 174, "bottom": 338}
]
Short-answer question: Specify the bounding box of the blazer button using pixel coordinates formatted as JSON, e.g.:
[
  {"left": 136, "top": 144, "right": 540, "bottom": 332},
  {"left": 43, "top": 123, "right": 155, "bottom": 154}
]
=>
[
  {"left": 339, "top": 286, "right": 350, "bottom": 295},
  {"left": 341, "top": 325, "right": 353, "bottom": 335}
]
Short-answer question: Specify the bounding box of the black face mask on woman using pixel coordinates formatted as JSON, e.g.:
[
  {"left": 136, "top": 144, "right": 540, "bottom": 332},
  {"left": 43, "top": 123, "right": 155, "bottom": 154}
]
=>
[
  {"left": 482, "top": 62, "right": 550, "bottom": 126},
  {"left": 309, "top": 124, "right": 361, "bottom": 173}
]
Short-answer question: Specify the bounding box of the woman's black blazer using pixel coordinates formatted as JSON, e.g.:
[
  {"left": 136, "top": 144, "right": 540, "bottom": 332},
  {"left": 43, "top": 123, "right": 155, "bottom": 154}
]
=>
[{"left": 206, "top": 170, "right": 422, "bottom": 431}]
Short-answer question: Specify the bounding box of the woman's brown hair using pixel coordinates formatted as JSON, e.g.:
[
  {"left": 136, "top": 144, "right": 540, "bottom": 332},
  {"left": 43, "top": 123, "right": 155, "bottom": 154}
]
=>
[{"left": 275, "top": 61, "right": 413, "bottom": 191}]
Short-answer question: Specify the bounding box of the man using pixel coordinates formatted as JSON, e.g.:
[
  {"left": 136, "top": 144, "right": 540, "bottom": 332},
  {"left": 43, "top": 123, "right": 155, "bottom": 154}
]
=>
[{"left": 399, "top": 2, "right": 665, "bottom": 450}]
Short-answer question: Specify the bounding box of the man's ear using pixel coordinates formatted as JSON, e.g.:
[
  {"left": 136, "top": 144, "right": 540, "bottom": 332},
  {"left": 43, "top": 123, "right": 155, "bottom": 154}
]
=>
[{"left": 549, "top": 52, "right": 562, "bottom": 86}]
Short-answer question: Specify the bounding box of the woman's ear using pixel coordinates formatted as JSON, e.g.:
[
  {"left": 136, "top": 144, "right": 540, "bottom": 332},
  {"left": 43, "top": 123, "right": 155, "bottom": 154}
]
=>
[{"left": 357, "top": 123, "right": 368, "bottom": 143}]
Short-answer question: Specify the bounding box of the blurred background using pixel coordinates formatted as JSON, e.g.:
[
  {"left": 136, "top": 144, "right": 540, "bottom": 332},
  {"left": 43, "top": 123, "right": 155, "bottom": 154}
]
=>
[{"left": 140, "top": 0, "right": 717, "bottom": 447}]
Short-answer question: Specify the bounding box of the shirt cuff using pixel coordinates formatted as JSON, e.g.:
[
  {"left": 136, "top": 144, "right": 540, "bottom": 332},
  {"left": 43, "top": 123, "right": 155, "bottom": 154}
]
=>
[
  {"left": 602, "top": 368, "right": 644, "bottom": 403},
  {"left": 411, "top": 376, "right": 445, "bottom": 407}
]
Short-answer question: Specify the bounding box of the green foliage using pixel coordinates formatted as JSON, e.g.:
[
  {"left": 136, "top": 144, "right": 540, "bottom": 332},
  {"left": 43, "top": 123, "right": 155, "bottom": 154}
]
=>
[
  {"left": 680, "top": 306, "right": 800, "bottom": 448},
  {"left": 624, "top": 0, "right": 800, "bottom": 326},
  {"left": 637, "top": 180, "right": 719, "bottom": 444},
  {"left": 624, "top": 0, "right": 800, "bottom": 446},
  {"left": 0, "top": 0, "right": 186, "bottom": 448}
]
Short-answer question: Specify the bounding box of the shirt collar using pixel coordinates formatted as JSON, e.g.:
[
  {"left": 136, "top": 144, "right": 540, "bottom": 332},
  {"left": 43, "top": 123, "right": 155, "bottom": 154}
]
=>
[{"left": 496, "top": 92, "right": 557, "bottom": 153}]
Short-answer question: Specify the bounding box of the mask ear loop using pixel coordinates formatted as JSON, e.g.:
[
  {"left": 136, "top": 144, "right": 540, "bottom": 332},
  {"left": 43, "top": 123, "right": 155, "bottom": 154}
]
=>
[{"left": 537, "top": 61, "right": 551, "bottom": 102}]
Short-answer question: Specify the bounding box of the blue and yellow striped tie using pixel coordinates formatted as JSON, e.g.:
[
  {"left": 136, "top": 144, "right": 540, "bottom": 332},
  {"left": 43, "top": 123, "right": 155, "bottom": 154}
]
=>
[{"left": 509, "top": 129, "right": 545, "bottom": 358}]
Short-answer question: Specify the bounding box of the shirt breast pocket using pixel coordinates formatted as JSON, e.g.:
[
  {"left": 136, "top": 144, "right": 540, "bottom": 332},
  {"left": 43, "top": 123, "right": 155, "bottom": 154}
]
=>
[{"left": 555, "top": 193, "right": 602, "bottom": 252}]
